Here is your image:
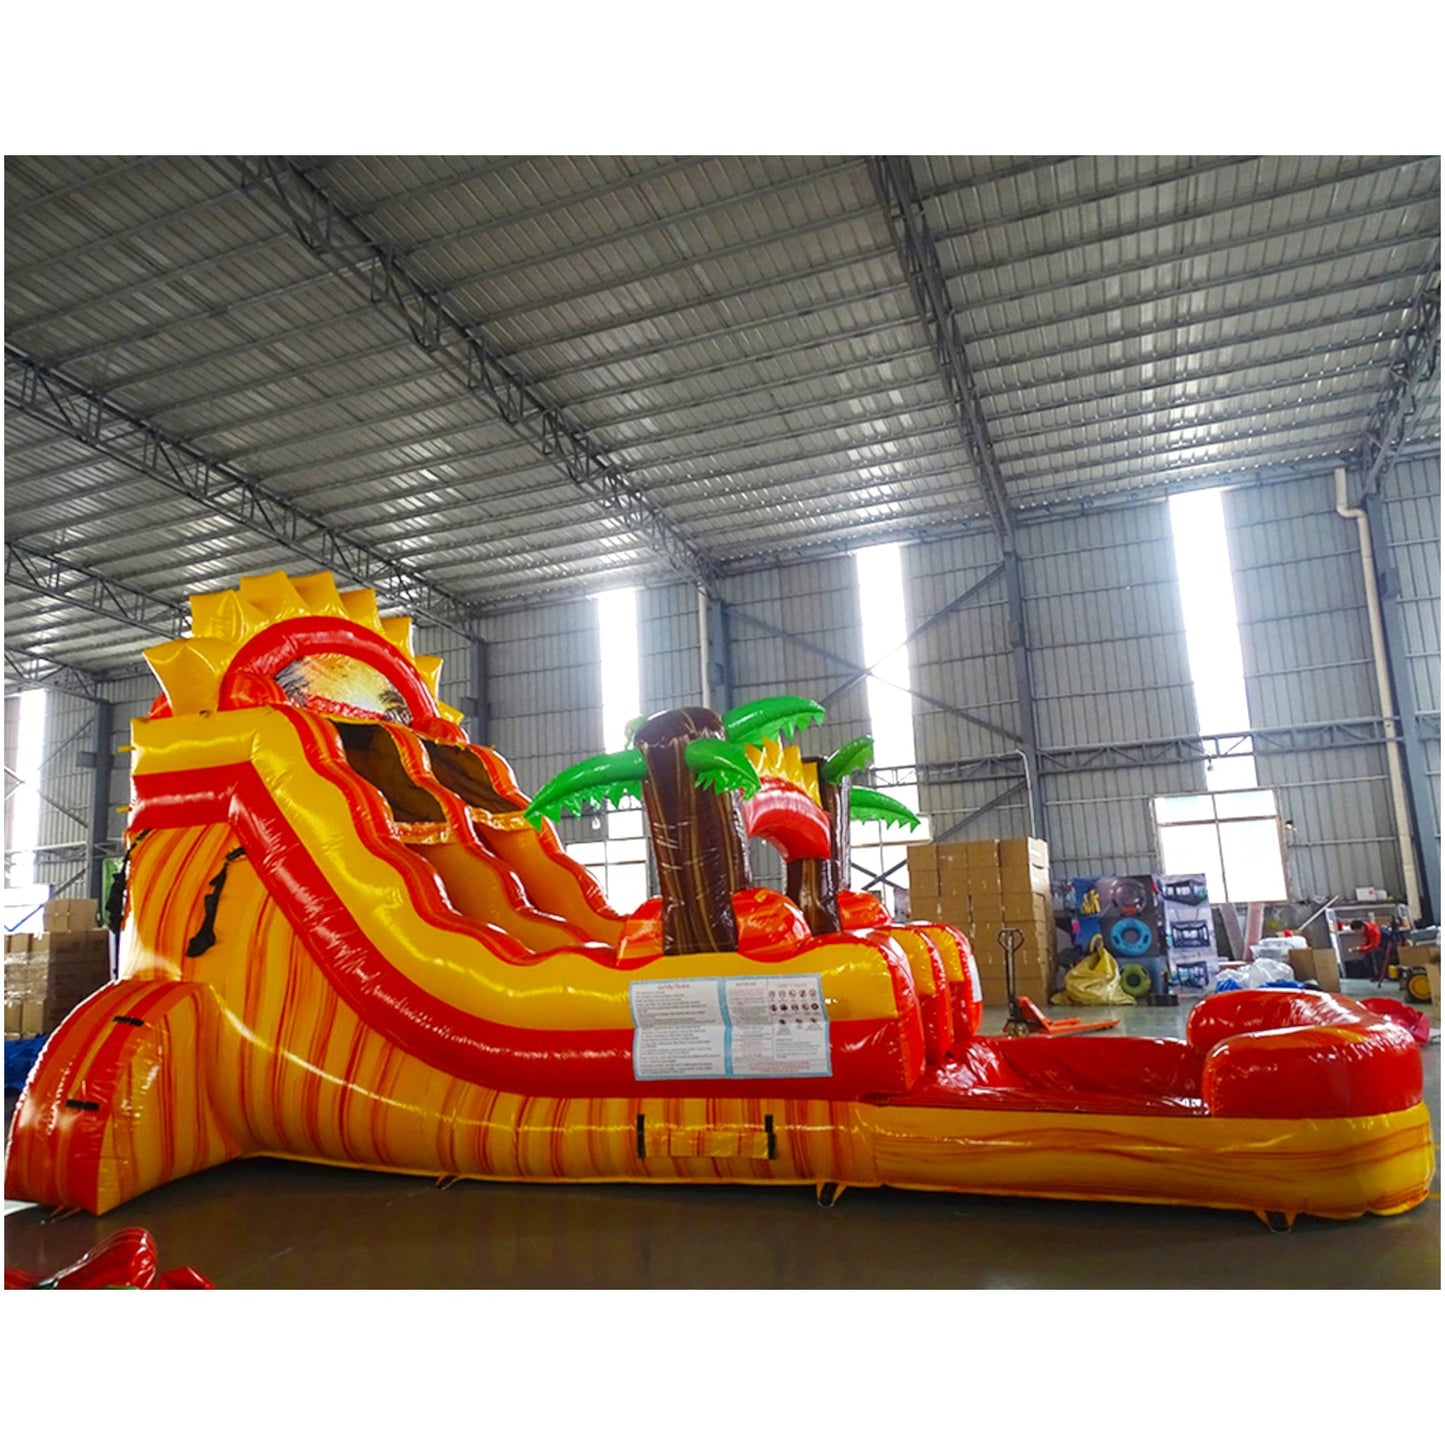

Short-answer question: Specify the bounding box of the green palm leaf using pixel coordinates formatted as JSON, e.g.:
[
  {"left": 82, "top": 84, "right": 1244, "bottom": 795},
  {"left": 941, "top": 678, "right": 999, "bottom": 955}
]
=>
[
  {"left": 821, "top": 735, "right": 874, "bottom": 785},
  {"left": 720, "top": 695, "right": 825, "bottom": 747},
  {"left": 683, "top": 738, "right": 761, "bottom": 798},
  {"left": 523, "top": 750, "right": 647, "bottom": 827},
  {"left": 849, "top": 787, "right": 921, "bottom": 831}
]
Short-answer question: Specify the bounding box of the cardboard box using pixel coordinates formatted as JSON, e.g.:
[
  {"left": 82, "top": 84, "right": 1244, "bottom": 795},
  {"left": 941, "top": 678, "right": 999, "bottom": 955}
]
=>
[
  {"left": 998, "top": 836, "right": 1048, "bottom": 871},
  {"left": 1424, "top": 963, "right": 1440, "bottom": 1016},
  {"left": 4, "top": 958, "right": 50, "bottom": 1005},
  {"left": 1290, "top": 948, "right": 1341, "bottom": 993},
  {"left": 4, "top": 932, "right": 38, "bottom": 956},
  {"left": 998, "top": 837, "right": 1050, "bottom": 891},
  {"left": 998, "top": 888, "right": 1049, "bottom": 920},
  {"left": 42, "top": 898, "right": 100, "bottom": 934},
  {"left": 34, "top": 930, "right": 110, "bottom": 964},
  {"left": 19, "top": 1000, "right": 47, "bottom": 1037},
  {"left": 935, "top": 871, "right": 979, "bottom": 900},
  {"left": 907, "top": 843, "right": 939, "bottom": 880},
  {"left": 1397, "top": 945, "right": 1441, "bottom": 968}
]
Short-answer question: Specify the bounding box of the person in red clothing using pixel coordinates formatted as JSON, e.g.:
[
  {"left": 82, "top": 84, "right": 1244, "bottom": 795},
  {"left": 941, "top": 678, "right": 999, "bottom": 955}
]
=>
[{"left": 1350, "top": 918, "right": 1384, "bottom": 980}]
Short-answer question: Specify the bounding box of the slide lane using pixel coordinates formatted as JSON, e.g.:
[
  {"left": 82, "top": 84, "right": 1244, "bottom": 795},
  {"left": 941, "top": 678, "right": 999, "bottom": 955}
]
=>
[{"left": 125, "top": 705, "right": 926, "bottom": 1101}]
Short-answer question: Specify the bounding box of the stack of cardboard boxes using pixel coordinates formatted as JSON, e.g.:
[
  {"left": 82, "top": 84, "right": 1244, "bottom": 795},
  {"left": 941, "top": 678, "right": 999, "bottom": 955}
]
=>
[
  {"left": 907, "top": 837, "right": 1054, "bottom": 1005},
  {"left": 4, "top": 898, "right": 110, "bottom": 1040}
]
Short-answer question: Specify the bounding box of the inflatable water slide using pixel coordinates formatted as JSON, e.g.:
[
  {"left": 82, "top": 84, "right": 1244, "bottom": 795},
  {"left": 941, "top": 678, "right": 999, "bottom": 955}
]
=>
[{"left": 5, "top": 571, "right": 1434, "bottom": 1225}]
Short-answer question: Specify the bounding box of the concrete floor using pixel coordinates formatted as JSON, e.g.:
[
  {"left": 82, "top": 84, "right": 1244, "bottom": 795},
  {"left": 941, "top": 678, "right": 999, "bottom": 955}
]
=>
[{"left": 5, "top": 980, "right": 1439, "bottom": 1289}]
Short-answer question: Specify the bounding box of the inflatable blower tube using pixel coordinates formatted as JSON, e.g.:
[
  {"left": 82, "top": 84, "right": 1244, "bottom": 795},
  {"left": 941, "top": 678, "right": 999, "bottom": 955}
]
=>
[
  {"left": 1118, "top": 961, "right": 1153, "bottom": 998},
  {"left": 1109, "top": 916, "right": 1154, "bottom": 958}
]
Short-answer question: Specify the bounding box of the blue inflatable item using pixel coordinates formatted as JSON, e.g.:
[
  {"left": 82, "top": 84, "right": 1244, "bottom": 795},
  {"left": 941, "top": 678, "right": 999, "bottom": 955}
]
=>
[
  {"left": 5, "top": 1034, "right": 47, "bottom": 1094},
  {"left": 1108, "top": 915, "right": 1154, "bottom": 958}
]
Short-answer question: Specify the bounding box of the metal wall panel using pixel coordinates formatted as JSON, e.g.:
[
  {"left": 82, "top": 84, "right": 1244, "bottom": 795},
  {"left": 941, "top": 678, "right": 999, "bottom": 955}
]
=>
[
  {"left": 1045, "top": 762, "right": 1202, "bottom": 879},
  {"left": 412, "top": 623, "right": 474, "bottom": 727},
  {"left": 1020, "top": 504, "right": 1199, "bottom": 749},
  {"left": 484, "top": 597, "right": 602, "bottom": 812},
  {"left": 639, "top": 581, "right": 702, "bottom": 716},
  {"left": 1380, "top": 448, "right": 1442, "bottom": 858},
  {"left": 1381, "top": 451, "right": 1441, "bottom": 715},
  {"left": 721, "top": 556, "right": 872, "bottom": 757},
  {"left": 1227, "top": 469, "right": 1399, "bottom": 898},
  {"left": 906, "top": 531, "right": 1021, "bottom": 764},
  {"left": 31, "top": 687, "right": 101, "bottom": 900},
  {"left": 1268, "top": 746, "right": 1400, "bottom": 902},
  {"left": 1228, "top": 471, "right": 1377, "bottom": 725}
]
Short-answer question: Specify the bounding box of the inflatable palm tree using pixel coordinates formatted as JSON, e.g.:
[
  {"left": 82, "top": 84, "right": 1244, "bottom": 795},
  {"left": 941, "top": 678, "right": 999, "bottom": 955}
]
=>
[
  {"left": 788, "top": 736, "right": 921, "bottom": 934},
  {"left": 525, "top": 696, "right": 823, "bottom": 954}
]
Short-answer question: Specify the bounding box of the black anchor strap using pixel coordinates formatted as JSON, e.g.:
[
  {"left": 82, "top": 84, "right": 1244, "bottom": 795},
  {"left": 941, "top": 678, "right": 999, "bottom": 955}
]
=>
[
  {"left": 185, "top": 846, "right": 247, "bottom": 958},
  {"left": 104, "top": 829, "right": 152, "bottom": 935}
]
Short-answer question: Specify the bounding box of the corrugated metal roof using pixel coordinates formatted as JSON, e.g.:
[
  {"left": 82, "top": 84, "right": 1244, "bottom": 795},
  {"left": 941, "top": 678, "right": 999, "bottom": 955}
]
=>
[{"left": 6, "top": 153, "right": 1439, "bottom": 684}]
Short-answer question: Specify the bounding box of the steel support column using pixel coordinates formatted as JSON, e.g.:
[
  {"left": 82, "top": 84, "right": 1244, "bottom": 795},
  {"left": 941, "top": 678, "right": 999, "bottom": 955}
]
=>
[
  {"left": 462, "top": 636, "right": 490, "bottom": 744},
  {"left": 1003, "top": 551, "right": 1045, "bottom": 840},
  {"left": 83, "top": 699, "right": 115, "bottom": 902},
  {"left": 699, "top": 589, "right": 733, "bottom": 716},
  {"left": 869, "top": 156, "right": 1048, "bottom": 842},
  {"left": 1363, "top": 492, "right": 1440, "bottom": 924}
]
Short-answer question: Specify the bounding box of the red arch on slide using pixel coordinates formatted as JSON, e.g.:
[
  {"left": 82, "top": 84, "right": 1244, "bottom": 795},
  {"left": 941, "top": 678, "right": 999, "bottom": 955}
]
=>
[
  {"left": 743, "top": 779, "right": 831, "bottom": 861},
  {"left": 215, "top": 617, "right": 464, "bottom": 740}
]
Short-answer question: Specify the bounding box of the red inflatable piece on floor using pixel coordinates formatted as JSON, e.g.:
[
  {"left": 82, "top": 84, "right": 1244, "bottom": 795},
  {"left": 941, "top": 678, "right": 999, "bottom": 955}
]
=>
[
  {"left": 1358, "top": 996, "right": 1433, "bottom": 1046},
  {"left": 3, "top": 1226, "right": 215, "bottom": 1289}
]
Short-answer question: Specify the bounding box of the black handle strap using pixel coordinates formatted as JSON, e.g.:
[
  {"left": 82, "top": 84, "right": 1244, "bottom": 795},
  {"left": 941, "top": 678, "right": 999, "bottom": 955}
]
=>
[
  {"left": 185, "top": 847, "right": 247, "bottom": 958},
  {"left": 105, "top": 829, "right": 152, "bottom": 935}
]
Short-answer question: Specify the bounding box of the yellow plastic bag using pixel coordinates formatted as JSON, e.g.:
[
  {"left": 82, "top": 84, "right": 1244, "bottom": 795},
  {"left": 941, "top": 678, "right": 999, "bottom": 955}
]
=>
[{"left": 1051, "top": 936, "right": 1136, "bottom": 1007}]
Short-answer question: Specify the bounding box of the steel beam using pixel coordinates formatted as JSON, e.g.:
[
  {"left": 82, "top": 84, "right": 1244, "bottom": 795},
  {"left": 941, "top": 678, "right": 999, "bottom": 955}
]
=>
[
  {"left": 1364, "top": 492, "right": 1440, "bottom": 924},
  {"left": 426, "top": 158, "right": 863, "bottom": 292},
  {"left": 5, "top": 348, "right": 483, "bottom": 640},
  {"left": 944, "top": 197, "right": 1439, "bottom": 319},
  {"left": 3, "top": 645, "right": 113, "bottom": 702},
  {"left": 869, "top": 156, "right": 1014, "bottom": 544},
  {"left": 6, "top": 539, "right": 189, "bottom": 640},
  {"left": 930, "top": 158, "right": 1433, "bottom": 279},
  {"left": 819, "top": 563, "right": 1005, "bottom": 712},
  {"left": 871, "top": 719, "right": 1421, "bottom": 786},
  {"left": 1356, "top": 282, "right": 1442, "bottom": 494},
  {"left": 726, "top": 602, "right": 1023, "bottom": 746},
  {"left": 3, "top": 765, "right": 90, "bottom": 834},
  {"left": 233, "top": 157, "right": 715, "bottom": 592}
]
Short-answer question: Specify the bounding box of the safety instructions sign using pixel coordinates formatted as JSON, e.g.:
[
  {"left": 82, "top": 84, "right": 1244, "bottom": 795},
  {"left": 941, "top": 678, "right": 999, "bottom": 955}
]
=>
[{"left": 630, "top": 974, "right": 832, "bottom": 1081}]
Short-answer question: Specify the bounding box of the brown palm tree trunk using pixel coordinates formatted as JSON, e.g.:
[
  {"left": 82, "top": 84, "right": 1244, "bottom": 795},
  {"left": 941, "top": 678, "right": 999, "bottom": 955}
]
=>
[
  {"left": 634, "top": 707, "right": 751, "bottom": 954},
  {"left": 786, "top": 764, "right": 848, "bottom": 935}
]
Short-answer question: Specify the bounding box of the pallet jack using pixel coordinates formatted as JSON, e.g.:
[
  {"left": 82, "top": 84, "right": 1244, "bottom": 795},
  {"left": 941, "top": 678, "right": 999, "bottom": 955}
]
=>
[{"left": 998, "top": 927, "right": 1121, "bottom": 1038}]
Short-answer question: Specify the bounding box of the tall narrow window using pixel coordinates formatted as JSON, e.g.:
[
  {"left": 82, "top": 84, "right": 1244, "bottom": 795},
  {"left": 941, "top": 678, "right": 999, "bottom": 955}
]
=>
[
  {"left": 5, "top": 688, "right": 49, "bottom": 913},
  {"left": 1168, "top": 487, "right": 1257, "bottom": 791},
  {"left": 566, "top": 589, "right": 649, "bottom": 913},
  {"left": 1162, "top": 488, "right": 1287, "bottom": 902},
  {"left": 850, "top": 544, "right": 928, "bottom": 909}
]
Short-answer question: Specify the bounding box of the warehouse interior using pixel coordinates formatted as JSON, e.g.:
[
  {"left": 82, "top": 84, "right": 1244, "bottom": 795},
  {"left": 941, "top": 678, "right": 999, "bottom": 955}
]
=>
[{"left": 4, "top": 143, "right": 1441, "bottom": 1339}]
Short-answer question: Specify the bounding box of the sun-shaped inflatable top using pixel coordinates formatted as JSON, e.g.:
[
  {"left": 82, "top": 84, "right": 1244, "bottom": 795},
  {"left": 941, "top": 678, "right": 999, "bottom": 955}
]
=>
[{"left": 143, "top": 570, "right": 466, "bottom": 741}]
